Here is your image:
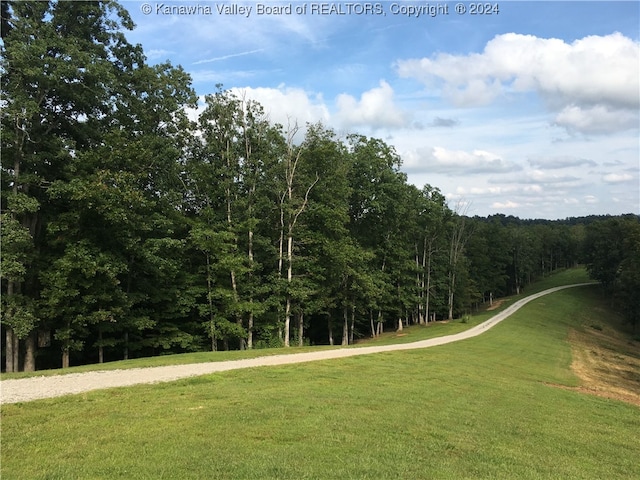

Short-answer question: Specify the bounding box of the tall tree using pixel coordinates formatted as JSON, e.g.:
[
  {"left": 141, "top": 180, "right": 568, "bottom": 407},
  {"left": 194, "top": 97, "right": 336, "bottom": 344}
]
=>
[
  {"left": 185, "top": 88, "right": 283, "bottom": 350},
  {"left": 275, "top": 123, "right": 319, "bottom": 347},
  {"left": 1, "top": 0, "right": 137, "bottom": 369},
  {"left": 346, "top": 135, "right": 414, "bottom": 334},
  {"left": 447, "top": 204, "right": 473, "bottom": 320},
  {"left": 414, "top": 185, "right": 450, "bottom": 324},
  {"left": 1, "top": 0, "right": 196, "bottom": 368},
  {"left": 294, "top": 124, "right": 352, "bottom": 345},
  {"left": 584, "top": 216, "right": 640, "bottom": 331}
]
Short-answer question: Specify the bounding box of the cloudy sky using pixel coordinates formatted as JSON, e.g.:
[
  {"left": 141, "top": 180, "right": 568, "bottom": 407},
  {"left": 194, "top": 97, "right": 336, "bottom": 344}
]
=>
[{"left": 125, "top": 0, "right": 639, "bottom": 219}]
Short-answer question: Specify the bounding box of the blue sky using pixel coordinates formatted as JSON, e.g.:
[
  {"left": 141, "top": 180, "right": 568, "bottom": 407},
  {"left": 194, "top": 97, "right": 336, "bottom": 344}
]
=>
[{"left": 124, "top": 1, "right": 639, "bottom": 219}]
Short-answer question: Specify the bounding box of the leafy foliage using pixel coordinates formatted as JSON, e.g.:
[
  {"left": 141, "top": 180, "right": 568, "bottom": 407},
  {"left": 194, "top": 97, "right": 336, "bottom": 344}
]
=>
[{"left": 583, "top": 216, "right": 640, "bottom": 330}]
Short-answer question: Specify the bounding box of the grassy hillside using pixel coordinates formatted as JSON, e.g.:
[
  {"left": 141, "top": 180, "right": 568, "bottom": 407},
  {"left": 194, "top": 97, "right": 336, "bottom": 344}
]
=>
[{"left": 2, "top": 270, "right": 639, "bottom": 479}]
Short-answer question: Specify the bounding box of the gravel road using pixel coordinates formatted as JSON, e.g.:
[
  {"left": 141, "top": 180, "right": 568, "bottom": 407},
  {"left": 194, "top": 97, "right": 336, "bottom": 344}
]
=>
[{"left": 1, "top": 283, "right": 594, "bottom": 404}]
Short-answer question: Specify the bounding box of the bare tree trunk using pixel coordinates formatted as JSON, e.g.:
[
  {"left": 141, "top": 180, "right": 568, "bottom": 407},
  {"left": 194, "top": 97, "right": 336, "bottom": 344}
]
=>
[
  {"left": 448, "top": 270, "right": 456, "bottom": 321},
  {"left": 277, "top": 194, "right": 285, "bottom": 343},
  {"left": 422, "top": 237, "right": 428, "bottom": 320},
  {"left": 425, "top": 251, "right": 432, "bottom": 324},
  {"left": 284, "top": 233, "right": 293, "bottom": 347},
  {"left": 397, "top": 318, "right": 403, "bottom": 332},
  {"left": 416, "top": 246, "right": 425, "bottom": 325},
  {"left": 278, "top": 206, "right": 285, "bottom": 277},
  {"left": 374, "top": 255, "right": 387, "bottom": 337},
  {"left": 231, "top": 270, "right": 246, "bottom": 350},
  {"left": 247, "top": 228, "right": 254, "bottom": 349},
  {"left": 448, "top": 243, "right": 456, "bottom": 321},
  {"left": 62, "top": 349, "right": 70, "bottom": 369},
  {"left": 448, "top": 207, "right": 471, "bottom": 320},
  {"left": 342, "top": 306, "right": 349, "bottom": 345},
  {"left": 5, "top": 326, "right": 15, "bottom": 373},
  {"left": 349, "top": 305, "right": 355, "bottom": 345},
  {"left": 98, "top": 327, "right": 104, "bottom": 364},
  {"left": 370, "top": 310, "right": 375, "bottom": 338},
  {"left": 298, "top": 312, "right": 304, "bottom": 347},
  {"left": 283, "top": 176, "right": 318, "bottom": 347},
  {"left": 206, "top": 254, "right": 217, "bottom": 352},
  {"left": 328, "top": 315, "right": 334, "bottom": 346},
  {"left": 5, "top": 280, "right": 23, "bottom": 372},
  {"left": 24, "top": 332, "right": 36, "bottom": 372},
  {"left": 13, "top": 334, "right": 19, "bottom": 371},
  {"left": 243, "top": 95, "right": 258, "bottom": 350}
]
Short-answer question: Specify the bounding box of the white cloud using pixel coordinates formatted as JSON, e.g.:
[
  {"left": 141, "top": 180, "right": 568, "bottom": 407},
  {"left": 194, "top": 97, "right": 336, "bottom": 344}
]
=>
[
  {"left": 602, "top": 173, "right": 634, "bottom": 183},
  {"left": 528, "top": 155, "right": 598, "bottom": 169},
  {"left": 457, "top": 184, "right": 543, "bottom": 197},
  {"left": 396, "top": 32, "right": 640, "bottom": 134},
  {"left": 554, "top": 104, "right": 639, "bottom": 134},
  {"left": 335, "top": 81, "right": 409, "bottom": 129},
  {"left": 146, "top": 49, "right": 174, "bottom": 61},
  {"left": 185, "top": 95, "right": 206, "bottom": 124},
  {"left": 444, "top": 78, "right": 503, "bottom": 107},
  {"left": 491, "top": 200, "right": 520, "bottom": 209},
  {"left": 230, "top": 85, "right": 330, "bottom": 131},
  {"left": 224, "top": 82, "right": 410, "bottom": 134},
  {"left": 403, "top": 146, "right": 521, "bottom": 175},
  {"left": 496, "top": 169, "right": 582, "bottom": 185}
]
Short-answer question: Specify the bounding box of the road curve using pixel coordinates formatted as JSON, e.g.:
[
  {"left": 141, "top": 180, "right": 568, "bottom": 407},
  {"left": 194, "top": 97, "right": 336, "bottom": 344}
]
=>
[{"left": 1, "top": 283, "right": 595, "bottom": 404}]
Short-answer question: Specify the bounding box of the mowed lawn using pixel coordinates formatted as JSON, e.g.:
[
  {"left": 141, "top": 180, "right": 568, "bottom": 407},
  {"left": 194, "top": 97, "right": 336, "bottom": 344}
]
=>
[{"left": 2, "top": 283, "right": 639, "bottom": 479}]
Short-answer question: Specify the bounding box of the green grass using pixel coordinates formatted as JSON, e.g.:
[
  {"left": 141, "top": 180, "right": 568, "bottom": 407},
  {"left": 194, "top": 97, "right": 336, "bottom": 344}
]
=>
[
  {"left": 0, "top": 267, "right": 593, "bottom": 380},
  {"left": 2, "top": 269, "right": 638, "bottom": 479}
]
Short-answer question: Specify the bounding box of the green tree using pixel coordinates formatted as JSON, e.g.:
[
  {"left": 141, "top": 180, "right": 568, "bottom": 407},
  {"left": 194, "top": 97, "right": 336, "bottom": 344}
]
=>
[
  {"left": 507, "top": 224, "right": 540, "bottom": 294},
  {"left": 446, "top": 205, "right": 473, "bottom": 320},
  {"left": 346, "top": 135, "right": 417, "bottom": 334},
  {"left": 1, "top": 0, "right": 139, "bottom": 370},
  {"left": 583, "top": 219, "right": 629, "bottom": 290},
  {"left": 617, "top": 223, "right": 640, "bottom": 331},
  {"left": 2, "top": 0, "right": 196, "bottom": 368},
  {"left": 584, "top": 216, "right": 640, "bottom": 330},
  {"left": 185, "top": 88, "right": 285, "bottom": 350},
  {"left": 414, "top": 186, "right": 450, "bottom": 323},
  {"left": 466, "top": 218, "right": 510, "bottom": 306},
  {"left": 275, "top": 123, "right": 319, "bottom": 347},
  {"left": 293, "top": 124, "right": 353, "bottom": 345}
]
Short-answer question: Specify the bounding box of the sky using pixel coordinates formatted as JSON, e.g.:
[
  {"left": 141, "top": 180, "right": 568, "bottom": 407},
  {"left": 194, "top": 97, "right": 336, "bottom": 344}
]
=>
[{"left": 124, "top": 0, "right": 639, "bottom": 219}]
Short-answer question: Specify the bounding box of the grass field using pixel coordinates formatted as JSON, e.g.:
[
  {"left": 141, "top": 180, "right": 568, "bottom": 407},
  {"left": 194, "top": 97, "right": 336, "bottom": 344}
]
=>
[{"left": 2, "top": 269, "right": 639, "bottom": 479}]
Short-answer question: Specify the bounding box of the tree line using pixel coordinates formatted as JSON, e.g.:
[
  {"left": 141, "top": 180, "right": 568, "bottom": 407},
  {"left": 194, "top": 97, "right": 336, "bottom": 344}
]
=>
[
  {"left": 2, "top": 1, "right": 638, "bottom": 371},
  {"left": 583, "top": 216, "right": 640, "bottom": 332}
]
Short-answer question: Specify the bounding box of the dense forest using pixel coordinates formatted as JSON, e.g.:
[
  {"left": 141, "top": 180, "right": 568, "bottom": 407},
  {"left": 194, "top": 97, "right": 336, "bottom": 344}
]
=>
[{"left": 2, "top": 1, "right": 639, "bottom": 371}]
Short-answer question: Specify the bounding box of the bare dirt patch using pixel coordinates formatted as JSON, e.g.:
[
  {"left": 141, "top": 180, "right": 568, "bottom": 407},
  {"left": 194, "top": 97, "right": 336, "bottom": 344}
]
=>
[
  {"left": 565, "top": 322, "right": 640, "bottom": 407},
  {"left": 486, "top": 299, "right": 506, "bottom": 311}
]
